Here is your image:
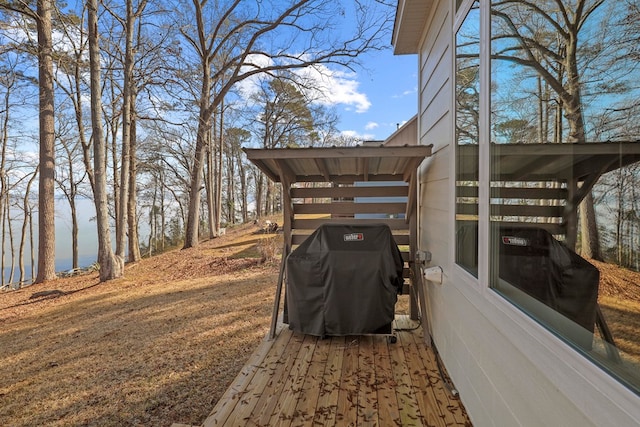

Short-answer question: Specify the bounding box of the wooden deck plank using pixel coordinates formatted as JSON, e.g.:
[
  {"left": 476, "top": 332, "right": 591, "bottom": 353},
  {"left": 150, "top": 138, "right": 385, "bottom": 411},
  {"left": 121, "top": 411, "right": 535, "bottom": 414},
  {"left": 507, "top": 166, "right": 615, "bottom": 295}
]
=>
[
  {"left": 411, "top": 333, "right": 471, "bottom": 426},
  {"left": 200, "top": 316, "right": 472, "bottom": 427},
  {"left": 269, "top": 334, "right": 317, "bottom": 425},
  {"left": 374, "top": 334, "right": 402, "bottom": 426},
  {"left": 290, "top": 335, "right": 332, "bottom": 426},
  {"left": 357, "top": 335, "right": 379, "bottom": 426},
  {"left": 398, "top": 326, "right": 449, "bottom": 427},
  {"left": 209, "top": 329, "right": 293, "bottom": 427},
  {"left": 312, "top": 336, "right": 346, "bottom": 426},
  {"left": 202, "top": 327, "right": 289, "bottom": 427},
  {"left": 336, "top": 336, "right": 360, "bottom": 426},
  {"left": 389, "top": 329, "right": 424, "bottom": 425},
  {"left": 250, "top": 332, "right": 305, "bottom": 426}
]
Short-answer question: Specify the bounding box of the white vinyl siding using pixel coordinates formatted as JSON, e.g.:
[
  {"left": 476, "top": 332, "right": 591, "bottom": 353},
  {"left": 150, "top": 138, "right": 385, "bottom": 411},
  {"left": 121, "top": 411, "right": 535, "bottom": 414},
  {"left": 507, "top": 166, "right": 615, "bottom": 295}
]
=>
[{"left": 413, "top": 0, "right": 640, "bottom": 426}]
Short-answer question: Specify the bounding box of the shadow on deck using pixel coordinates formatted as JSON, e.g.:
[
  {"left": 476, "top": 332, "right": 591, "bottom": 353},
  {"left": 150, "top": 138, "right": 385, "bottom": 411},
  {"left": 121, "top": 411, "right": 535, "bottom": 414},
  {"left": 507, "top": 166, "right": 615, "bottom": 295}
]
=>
[{"left": 174, "top": 315, "right": 472, "bottom": 427}]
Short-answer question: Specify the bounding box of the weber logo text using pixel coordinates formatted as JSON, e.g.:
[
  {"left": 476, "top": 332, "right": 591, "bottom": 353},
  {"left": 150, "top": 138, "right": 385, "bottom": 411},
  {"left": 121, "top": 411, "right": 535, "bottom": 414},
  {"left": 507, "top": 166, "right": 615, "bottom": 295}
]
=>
[
  {"left": 502, "top": 236, "right": 529, "bottom": 247},
  {"left": 343, "top": 233, "right": 364, "bottom": 242}
]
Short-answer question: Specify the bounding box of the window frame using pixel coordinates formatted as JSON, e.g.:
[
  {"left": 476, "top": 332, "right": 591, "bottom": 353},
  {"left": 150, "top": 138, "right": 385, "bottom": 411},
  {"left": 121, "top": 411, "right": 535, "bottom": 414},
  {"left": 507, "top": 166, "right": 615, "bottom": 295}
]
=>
[{"left": 453, "top": 0, "right": 483, "bottom": 285}]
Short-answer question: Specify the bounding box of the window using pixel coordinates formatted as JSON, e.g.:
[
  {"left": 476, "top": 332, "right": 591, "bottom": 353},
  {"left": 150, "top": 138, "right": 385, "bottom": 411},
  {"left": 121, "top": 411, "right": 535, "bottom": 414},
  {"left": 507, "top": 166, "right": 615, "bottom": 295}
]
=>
[
  {"left": 489, "top": 0, "right": 640, "bottom": 394},
  {"left": 455, "top": 0, "right": 481, "bottom": 276}
]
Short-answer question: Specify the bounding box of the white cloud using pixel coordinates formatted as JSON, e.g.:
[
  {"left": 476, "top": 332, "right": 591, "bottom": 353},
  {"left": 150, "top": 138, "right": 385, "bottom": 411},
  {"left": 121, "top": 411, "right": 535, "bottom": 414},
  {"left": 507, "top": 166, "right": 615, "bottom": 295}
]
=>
[
  {"left": 364, "top": 121, "right": 379, "bottom": 130},
  {"left": 340, "top": 130, "right": 376, "bottom": 141},
  {"left": 296, "top": 64, "right": 371, "bottom": 113},
  {"left": 392, "top": 87, "right": 418, "bottom": 99},
  {"left": 233, "top": 58, "right": 371, "bottom": 114},
  {"left": 236, "top": 54, "right": 276, "bottom": 98}
]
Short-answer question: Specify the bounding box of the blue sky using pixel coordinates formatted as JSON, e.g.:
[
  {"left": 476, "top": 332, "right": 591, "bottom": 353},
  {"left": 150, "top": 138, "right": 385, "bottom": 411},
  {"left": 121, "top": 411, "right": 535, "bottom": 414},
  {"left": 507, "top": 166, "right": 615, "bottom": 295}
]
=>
[
  {"left": 250, "top": 47, "right": 419, "bottom": 142},
  {"left": 335, "top": 49, "right": 418, "bottom": 141},
  {"left": 235, "top": 46, "right": 419, "bottom": 143}
]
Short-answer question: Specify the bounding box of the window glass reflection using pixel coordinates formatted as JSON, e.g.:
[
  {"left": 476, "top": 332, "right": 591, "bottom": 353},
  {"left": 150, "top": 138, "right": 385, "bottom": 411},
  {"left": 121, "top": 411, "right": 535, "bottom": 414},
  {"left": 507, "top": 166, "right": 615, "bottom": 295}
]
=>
[
  {"left": 490, "top": 0, "right": 640, "bottom": 394},
  {"left": 455, "top": 1, "right": 480, "bottom": 276}
]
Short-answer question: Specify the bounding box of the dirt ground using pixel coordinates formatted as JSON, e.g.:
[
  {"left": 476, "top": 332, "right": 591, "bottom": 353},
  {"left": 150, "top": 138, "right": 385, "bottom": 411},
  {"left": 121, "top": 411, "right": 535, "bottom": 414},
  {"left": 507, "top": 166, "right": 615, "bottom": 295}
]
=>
[{"left": 0, "top": 222, "right": 280, "bottom": 427}]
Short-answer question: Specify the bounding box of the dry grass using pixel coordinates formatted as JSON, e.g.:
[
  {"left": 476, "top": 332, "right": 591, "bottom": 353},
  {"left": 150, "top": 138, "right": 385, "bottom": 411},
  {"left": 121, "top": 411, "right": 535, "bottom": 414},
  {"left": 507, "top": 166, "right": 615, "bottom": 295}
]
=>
[
  {"left": 1, "top": 224, "right": 638, "bottom": 426},
  {"left": 593, "top": 259, "right": 640, "bottom": 363},
  {"left": 0, "top": 222, "right": 280, "bottom": 427}
]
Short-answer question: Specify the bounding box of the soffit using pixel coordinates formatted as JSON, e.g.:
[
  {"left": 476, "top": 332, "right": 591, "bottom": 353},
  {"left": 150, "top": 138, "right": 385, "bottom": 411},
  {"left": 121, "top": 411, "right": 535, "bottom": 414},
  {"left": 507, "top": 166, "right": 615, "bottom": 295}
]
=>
[{"left": 392, "top": 0, "right": 433, "bottom": 55}]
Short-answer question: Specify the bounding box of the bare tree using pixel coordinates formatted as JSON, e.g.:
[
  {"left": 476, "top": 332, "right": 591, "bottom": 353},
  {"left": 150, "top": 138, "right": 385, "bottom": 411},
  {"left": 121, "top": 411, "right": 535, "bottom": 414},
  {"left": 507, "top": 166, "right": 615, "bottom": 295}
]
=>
[
  {"left": 1, "top": 0, "right": 60, "bottom": 282},
  {"left": 491, "top": 0, "right": 609, "bottom": 258},
  {"left": 251, "top": 77, "right": 315, "bottom": 214},
  {"left": 18, "top": 169, "right": 37, "bottom": 287},
  {"left": 34, "top": 0, "right": 57, "bottom": 282},
  {"left": 178, "top": 0, "right": 392, "bottom": 248},
  {"left": 55, "top": 116, "right": 88, "bottom": 270},
  {"left": 87, "top": 0, "right": 124, "bottom": 281},
  {"left": 53, "top": 5, "right": 95, "bottom": 193},
  {"left": 102, "top": 0, "right": 148, "bottom": 264},
  {"left": 224, "top": 127, "right": 251, "bottom": 224}
]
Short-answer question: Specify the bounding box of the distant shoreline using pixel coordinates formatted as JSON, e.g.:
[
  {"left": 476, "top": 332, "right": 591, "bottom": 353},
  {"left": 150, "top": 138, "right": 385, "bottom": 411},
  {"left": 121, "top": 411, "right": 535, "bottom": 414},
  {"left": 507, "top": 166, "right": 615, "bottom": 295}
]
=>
[{"left": 2, "top": 253, "right": 98, "bottom": 286}]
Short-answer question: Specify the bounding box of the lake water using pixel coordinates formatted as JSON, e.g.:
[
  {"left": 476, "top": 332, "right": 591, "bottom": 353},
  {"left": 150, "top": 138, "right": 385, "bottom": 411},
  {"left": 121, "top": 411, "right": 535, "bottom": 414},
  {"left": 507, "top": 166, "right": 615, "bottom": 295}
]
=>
[{"left": 2, "top": 253, "right": 98, "bottom": 287}]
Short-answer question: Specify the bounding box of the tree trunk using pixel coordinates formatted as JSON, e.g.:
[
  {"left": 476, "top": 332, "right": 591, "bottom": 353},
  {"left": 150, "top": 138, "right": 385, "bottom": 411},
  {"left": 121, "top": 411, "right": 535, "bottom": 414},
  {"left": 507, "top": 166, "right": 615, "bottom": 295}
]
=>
[
  {"left": 88, "top": 0, "right": 123, "bottom": 281},
  {"left": 116, "top": 0, "right": 135, "bottom": 262},
  {"left": 30, "top": 206, "right": 35, "bottom": 282},
  {"left": 615, "top": 169, "right": 624, "bottom": 265},
  {"left": 0, "top": 181, "right": 8, "bottom": 288},
  {"left": 565, "top": 31, "right": 602, "bottom": 260},
  {"left": 238, "top": 156, "right": 248, "bottom": 223},
  {"left": 148, "top": 184, "right": 157, "bottom": 256},
  {"left": 35, "top": 0, "right": 57, "bottom": 283},
  {"left": 183, "top": 7, "right": 212, "bottom": 248},
  {"left": 537, "top": 76, "right": 544, "bottom": 144},
  {"left": 7, "top": 200, "right": 15, "bottom": 284},
  {"left": 1, "top": 68, "right": 11, "bottom": 286},
  {"left": 256, "top": 172, "right": 264, "bottom": 218},
  {"left": 128, "top": 104, "right": 141, "bottom": 262},
  {"left": 226, "top": 141, "right": 235, "bottom": 224},
  {"left": 579, "top": 191, "right": 602, "bottom": 260},
  {"left": 19, "top": 172, "right": 38, "bottom": 287},
  {"left": 205, "top": 126, "right": 215, "bottom": 239},
  {"left": 215, "top": 103, "right": 224, "bottom": 232},
  {"left": 71, "top": 193, "right": 79, "bottom": 269}
]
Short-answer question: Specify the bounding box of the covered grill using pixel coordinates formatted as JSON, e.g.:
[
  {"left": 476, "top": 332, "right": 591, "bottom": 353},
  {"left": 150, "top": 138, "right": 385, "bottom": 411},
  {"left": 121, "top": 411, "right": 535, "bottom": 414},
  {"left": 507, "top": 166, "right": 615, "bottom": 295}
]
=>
[
  {"left": 285, "top": 223, "right": 404, "bottom": 337},
  {"left": 497, "top": 226, "right": 600, "bottom": 349}
]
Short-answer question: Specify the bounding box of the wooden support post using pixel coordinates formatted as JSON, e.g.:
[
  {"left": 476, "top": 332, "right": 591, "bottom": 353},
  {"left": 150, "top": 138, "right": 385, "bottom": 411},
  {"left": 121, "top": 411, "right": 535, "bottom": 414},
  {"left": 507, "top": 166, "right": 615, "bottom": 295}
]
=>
[
  {"left": 268, "top": 166, "right": 294, "bottom": 340},
  {"left": 269, "top": 248, "right": 287, "bottom": 340},
  {"left": 409, "top": 200, "right": 419, "bottom": 321}
]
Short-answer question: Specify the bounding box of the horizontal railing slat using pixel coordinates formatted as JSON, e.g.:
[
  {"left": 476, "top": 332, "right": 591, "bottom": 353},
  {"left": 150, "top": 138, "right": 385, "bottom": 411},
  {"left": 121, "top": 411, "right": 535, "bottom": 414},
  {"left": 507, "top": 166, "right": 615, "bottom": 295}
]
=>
[
  {"left": 293, "top": 218, "right": 409, "bottom": 230},
  {"left": 294, "top": 202, "right": 407, "bottom": 215},
  {"left": 291, "top": 185, "right": 408, "bottom": 199}
]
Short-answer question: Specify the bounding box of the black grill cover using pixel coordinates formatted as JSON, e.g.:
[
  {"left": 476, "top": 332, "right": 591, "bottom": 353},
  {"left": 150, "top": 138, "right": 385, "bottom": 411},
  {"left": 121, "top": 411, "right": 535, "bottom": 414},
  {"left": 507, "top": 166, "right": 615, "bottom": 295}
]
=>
[
  {"left": 498, "top": 226, "right": 600, "bottom": 348},
  {"left": 286, "top": 224, "right": 404, "bottom": 337}
]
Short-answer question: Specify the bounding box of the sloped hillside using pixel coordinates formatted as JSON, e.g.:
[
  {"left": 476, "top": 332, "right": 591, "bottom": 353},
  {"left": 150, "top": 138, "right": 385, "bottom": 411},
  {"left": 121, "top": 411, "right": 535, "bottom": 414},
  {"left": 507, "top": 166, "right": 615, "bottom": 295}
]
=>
[{"left": 0, "top": 222, "right": 280, "bottom": 427}]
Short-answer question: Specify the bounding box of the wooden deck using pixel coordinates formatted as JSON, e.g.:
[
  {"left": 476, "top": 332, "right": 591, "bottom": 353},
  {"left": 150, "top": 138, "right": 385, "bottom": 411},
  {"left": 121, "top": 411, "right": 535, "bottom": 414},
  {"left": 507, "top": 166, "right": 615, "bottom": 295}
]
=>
[{"left": 195, "top": 316, "right": 472, "bottom": 427}]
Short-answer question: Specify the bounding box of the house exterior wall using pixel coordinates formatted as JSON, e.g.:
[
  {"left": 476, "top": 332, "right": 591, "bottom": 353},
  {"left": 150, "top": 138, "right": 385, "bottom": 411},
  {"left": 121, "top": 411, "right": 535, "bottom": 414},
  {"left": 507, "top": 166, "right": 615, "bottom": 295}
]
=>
[
  {"left": 384, "top": 115, "right": 418, "bottom": 147},
  {"left": 413, "top": 1, "right": 640, "bottom": 426}
]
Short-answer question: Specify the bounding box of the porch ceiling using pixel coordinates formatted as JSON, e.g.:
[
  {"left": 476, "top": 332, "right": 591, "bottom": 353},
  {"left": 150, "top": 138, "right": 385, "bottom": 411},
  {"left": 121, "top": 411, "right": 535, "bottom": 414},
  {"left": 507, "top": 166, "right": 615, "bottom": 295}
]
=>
[
  {"left": 243, "top": 144, "right": 432, "bottom": 184},
  {"left": 392, "top": 0, "right": 433, "bottom": 55}
]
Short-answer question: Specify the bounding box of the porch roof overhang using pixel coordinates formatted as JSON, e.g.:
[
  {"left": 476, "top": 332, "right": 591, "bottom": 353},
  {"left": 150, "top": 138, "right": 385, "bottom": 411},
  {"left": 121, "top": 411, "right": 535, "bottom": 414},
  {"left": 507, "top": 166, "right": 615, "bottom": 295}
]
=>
[
  {"left": 243, "top": 144, "right": 432, "bottom": 185},
  {"left": 392, "top": 0, "right": 433, "bottom": 54},
  {"left": 458, "top": 142, "right": 640, "bottom": 183}
]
